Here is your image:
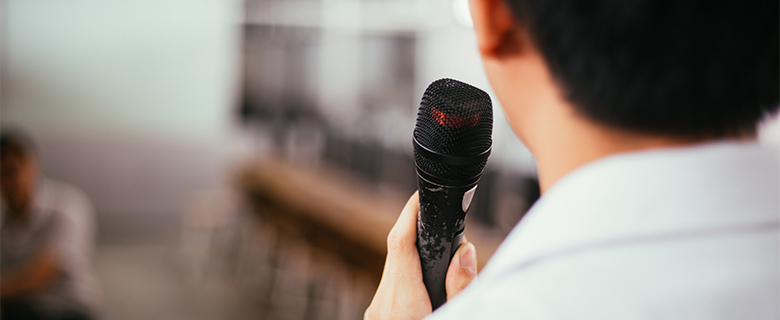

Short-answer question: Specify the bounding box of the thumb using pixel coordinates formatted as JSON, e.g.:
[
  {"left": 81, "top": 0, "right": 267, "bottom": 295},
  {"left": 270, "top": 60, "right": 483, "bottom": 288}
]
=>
[{"left": 445, "top": 241, "right": 477, "bottom": 301}]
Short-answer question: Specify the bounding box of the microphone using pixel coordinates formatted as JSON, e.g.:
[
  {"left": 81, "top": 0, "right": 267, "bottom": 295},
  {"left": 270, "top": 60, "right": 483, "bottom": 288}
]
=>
[{"left": 413, "top": 78, "right": 493, "bottom": 309}]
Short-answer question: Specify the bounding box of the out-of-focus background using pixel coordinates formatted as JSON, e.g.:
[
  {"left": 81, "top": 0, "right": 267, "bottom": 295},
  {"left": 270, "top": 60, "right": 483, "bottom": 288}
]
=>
[{"left": 1, "top": 0, "right": 778, "bottom": 319}]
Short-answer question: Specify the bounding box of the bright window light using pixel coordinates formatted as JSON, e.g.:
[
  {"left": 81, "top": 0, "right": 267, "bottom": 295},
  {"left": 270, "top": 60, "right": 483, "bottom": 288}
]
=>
[{"left": 452, "top": 0, "right": 473, "bottom": 28}]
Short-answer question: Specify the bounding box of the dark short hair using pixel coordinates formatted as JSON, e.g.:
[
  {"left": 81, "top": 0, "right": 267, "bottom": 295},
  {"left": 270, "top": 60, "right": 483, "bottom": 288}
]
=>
[
  {"left": 505, "top": 0, "right": 779, "bottom": 136},
  {"left": 1, "top": 129, "right": 36, "bottom": 161}
]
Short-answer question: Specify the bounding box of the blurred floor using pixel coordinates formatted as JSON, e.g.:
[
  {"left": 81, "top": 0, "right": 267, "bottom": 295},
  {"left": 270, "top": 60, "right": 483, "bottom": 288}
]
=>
[{"left": 94, "top": 230, "right": 264, "bottom": 320}]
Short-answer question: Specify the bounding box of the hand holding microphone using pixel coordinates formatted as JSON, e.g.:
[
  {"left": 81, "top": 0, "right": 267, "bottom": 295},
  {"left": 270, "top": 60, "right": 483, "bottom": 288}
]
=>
[{"left": 365, "top": 79, "right": 492, "bottom": 319}]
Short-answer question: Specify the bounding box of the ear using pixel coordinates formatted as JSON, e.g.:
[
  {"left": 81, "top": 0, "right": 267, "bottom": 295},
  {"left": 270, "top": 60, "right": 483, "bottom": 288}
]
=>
[{"left": 469, "top": 0, "right": 522, "bottom": 58}]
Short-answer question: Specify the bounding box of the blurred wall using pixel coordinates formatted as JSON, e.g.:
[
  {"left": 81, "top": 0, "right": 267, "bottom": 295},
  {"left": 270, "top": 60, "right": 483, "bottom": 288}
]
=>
[
  {"left": 242, "top": 0, "right": 537, "bottom": 176},
  {"left": 1, "top": 0, "right": 243, "bottom": 241}
]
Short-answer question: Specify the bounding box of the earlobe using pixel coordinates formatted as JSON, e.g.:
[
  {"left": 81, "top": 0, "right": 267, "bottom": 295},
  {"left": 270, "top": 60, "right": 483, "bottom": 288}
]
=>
[{"left": 469, "top": 0, "right": 521, "bottom": 58}]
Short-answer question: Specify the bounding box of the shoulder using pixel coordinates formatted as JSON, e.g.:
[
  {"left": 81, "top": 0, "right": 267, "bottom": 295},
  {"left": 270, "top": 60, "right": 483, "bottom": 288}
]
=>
[
  {"left": 429, "top": 143, "right": 779, "bottom": 319},
  {"left": 39, "top": 178, "right": 94, "bottom": 215},
  {"left": 430, "top": 230, "right": 779, "bottom": 319},
  {"left": 36, "top": 178, "right": 95, "bottom": 233}
]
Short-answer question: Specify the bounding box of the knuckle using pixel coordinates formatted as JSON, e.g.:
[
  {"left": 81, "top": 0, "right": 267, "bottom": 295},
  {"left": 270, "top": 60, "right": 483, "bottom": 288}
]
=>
[{"left": 386, "top": 230, "right": 409, "bottom": 252}]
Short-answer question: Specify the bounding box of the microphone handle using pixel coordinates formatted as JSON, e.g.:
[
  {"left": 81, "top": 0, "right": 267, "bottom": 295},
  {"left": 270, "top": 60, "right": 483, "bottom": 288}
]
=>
[{"left": 416, "top": 176, "right": 478, "bottom": 310}]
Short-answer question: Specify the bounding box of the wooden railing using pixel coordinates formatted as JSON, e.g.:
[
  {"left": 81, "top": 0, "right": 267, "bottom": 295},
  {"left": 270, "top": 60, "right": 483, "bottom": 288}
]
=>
[
  {"left": 239, "top": 157, "right": 504, "bottom": 282},
  {"left": 236, "top": 157, "right": 505, "bottom": 318}
]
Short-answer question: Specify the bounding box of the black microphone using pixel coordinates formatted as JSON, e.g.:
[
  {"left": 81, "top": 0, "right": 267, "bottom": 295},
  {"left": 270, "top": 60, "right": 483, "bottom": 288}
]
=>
[{"left": 413, "top": 78, "right": 493, "bottom": 310}]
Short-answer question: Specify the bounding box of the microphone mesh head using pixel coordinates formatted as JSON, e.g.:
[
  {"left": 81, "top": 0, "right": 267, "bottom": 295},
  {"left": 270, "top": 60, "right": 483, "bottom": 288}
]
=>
[{"left": 414, "top": 78, "right": 493, "bottom": 181}]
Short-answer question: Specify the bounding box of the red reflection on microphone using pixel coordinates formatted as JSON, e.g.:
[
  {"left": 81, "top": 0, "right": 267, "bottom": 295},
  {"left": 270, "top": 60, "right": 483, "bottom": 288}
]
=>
[{"left": 431, "top": 106, "right": 480, "bottom": 128}]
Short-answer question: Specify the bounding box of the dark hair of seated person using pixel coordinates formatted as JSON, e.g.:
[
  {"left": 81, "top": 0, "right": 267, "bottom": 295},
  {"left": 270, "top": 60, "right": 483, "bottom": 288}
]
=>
[
  {"left": 1, "top": 130, "right": 35, "bottom": 160},
  {"left": 503, "top": 0, "right": 779, "bottom": 136}
]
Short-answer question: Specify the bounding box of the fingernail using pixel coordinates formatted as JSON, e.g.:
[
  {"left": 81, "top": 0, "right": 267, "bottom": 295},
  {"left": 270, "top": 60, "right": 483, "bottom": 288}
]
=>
[{"left": 460, "top": 243, "right": 476, "bottom": 273}]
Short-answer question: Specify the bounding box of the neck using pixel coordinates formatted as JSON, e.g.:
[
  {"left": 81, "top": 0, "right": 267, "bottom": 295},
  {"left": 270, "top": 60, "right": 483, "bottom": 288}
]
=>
[
  {"left": 508, "top": 69, "right": 729, "bottom": 193},
  {"left": 531, "top": 112, "right": 719, "bottom": 193},
  {"left": 484, "top": 52, "right": 752, "bottom": 195},
  {"left": 7, "top": 203, "right": 32, "bottom": 223}
]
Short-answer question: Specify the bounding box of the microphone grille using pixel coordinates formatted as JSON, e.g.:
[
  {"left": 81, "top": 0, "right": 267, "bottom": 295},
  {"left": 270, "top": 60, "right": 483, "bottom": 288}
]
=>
[{"left": 414, "top": 78, "right": 493, "bottom": 181}]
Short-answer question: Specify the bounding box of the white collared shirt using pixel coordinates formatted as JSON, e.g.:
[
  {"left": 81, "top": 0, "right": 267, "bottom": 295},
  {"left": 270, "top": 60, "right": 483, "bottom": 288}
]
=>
[
  {"left": 1, "top": 178, "right": 100, "bottom": 315},
  {"left": 429, "top": 142, "right": 779, "bottom": 319}
]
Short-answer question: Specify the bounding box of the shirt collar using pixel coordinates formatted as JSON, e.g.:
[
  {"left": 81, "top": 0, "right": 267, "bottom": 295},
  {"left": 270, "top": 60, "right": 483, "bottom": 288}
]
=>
[{"left": 481, "top": 141, "right": 780, "bottom": 277}]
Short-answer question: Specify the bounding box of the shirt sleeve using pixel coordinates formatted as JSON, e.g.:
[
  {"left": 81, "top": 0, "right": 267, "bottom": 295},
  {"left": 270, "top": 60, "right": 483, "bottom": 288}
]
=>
[
  {"left": 425, "top": 277, "right": 541, "bottom": 320},
  {"left": 52, "top": 188, "right": 95, "bottom": 275},
  {"left": 46, "top": 182, "right": 100, "bottom": 308}
]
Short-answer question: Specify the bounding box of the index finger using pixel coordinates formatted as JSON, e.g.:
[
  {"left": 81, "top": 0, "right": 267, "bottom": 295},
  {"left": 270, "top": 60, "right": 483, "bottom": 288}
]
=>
[{"left": 386, "top": 191, "right": 419, "bottom": 254}]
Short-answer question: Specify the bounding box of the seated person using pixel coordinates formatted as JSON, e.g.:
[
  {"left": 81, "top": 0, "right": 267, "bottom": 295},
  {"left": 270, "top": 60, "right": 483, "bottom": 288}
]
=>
[
  {"left": 1, "top": 131, "right": 99, "bottom": 320},
  {"left": 365, "top": 0, "right": 778, "bottom": 319}
]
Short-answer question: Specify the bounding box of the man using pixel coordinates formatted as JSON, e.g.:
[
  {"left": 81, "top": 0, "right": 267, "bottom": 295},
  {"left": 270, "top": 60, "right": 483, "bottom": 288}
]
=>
[
  {"left": 366, "top": 0, "right": 778, "bottom": 319},
  {"left": 1, "top": 131, "right": 99, "bottom": 320}
]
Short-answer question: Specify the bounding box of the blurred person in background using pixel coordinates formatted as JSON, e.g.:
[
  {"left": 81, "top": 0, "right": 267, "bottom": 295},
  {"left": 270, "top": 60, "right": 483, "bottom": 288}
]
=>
[
  {"left": 366, "top": 0, "right": 778, "bottom": 319},
  {"left": 1, "top": 131, "right": 99, "bottom": 320}
]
